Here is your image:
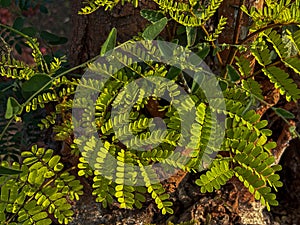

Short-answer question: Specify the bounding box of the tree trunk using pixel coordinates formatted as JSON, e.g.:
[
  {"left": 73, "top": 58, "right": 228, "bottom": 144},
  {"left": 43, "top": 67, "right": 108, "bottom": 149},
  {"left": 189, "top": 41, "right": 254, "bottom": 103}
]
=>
[
  {"left": 218, "top": 0, "right": 264, "bottom": 65},
  {"left": 68, "top": 0, "right": 156, "bottom": 67}
]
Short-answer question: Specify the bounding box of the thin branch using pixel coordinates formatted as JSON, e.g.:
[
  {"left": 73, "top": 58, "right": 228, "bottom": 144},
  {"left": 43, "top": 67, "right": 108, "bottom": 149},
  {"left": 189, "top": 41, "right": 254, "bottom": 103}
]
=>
[
  {"left": 225, "top": 0, "right": 246, "bottom": 67},
  {"left": 227, "top": 22, "right": 300, "bottom": 67},
  {"left": 201, "top": 25, "right": 224, "bottom": 66}
]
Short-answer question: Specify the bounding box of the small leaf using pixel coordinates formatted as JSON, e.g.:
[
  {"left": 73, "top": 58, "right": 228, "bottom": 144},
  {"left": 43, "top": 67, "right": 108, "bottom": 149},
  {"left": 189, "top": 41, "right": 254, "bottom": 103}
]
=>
[
  {"left": 196, "top": 43, "right": 210, "bottom": 59},
  {"left": 186, "top": 26, "right": 197, "bottom": 47},
  {"left": 48, "top": 155, "right": 61, "bottom": 168},
  {"left": 227, "top": 65, "right": 240, "bottom": 82},
  {"left": 142, "top": 17, "right": 168, "bottom": 40},
  {"left": 5, "top": 97, "right": 23, "bottom": 119},
  {"left": 273, "top": 107, "right": 295, "bottom": 119},
  {"left": 101, "top": 27, "right": 117, "bottom": 56},
  {"left": 132, "top": 0, "right": 138, "bottom": 7},
  {"left": 166, "top": 66, "right": 181, "bottom": 80},
  {"left": 191, "top": 71, "right": 205, "bottom": 92},
  {"left": 157, "top": 40, "right": 174, "bottom": 58},
  {"left": 219, "top": 80, "right": 228, "bottom": 91},
  {"left": 36, "top": 218, "right": 52, "bottom": 225},
  {"left": 0, "top": 166, "right": 21, "bottom": 175}
]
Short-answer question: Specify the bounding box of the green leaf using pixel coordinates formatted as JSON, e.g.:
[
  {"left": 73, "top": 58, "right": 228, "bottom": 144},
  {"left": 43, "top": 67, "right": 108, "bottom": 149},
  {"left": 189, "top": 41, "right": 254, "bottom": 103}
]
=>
[
  {"left": 157, "top": 40, "right": 174, "bottom": 57},
  {"left": 191, "top": 71, "right": 205, "bottom": 92},
  {"left": 219, "top": 80, "right": 228, "bottom": 91},
  {"left": 0, "top": 166, "right": 21, "bottom": 175},
  {"left": 36, "top": 218, "right": 52, "bottom": 225},
  {"left": 40, "top": 31, "right": 68, "bottom": 45},
  {"left": 48, "top": 155, "right": 61, "bottom": 168},
  {"left": 140, "top": 9, "right": 165, "bottom": 23},
  {"left": 101, "top": 27, "right": 117, "bottom": 56},
  {"left": 39, "top": 5, "right": 48, "bottom": 14},
  {"left": 142, "top": 17, "right": 168, "bottom": 40},
  {"left": 21, "top": 27, "right": 37, "bottom": 37},
  {"left": 22, "top": 74, "right": 51, "bottom": 98},
  {"left": 196, "top": 43, "right": 210, "bottom": 59},
  {"left": 0, "top": 0, "right": 11, "bottom": 7},
  {"left": 5, "top": 97, "right": 23, "bottom": 119},
  {"left": 273, "top": 107, "right": 295, "bottom": 119},
  {"left": 32, "top": 211, "right": 47, "bottom": 221},
  {"left": 227, "top": 65, "right": 240, "bottom": 82},
  {"left": 186, "top": 26, "right": 197, "bottom": 47},
  {"left": 166, "top": 66, "right": 181, "bottom": 80},
  {"left": 13, "top": 17, "right": 24, "bottom": 31}
]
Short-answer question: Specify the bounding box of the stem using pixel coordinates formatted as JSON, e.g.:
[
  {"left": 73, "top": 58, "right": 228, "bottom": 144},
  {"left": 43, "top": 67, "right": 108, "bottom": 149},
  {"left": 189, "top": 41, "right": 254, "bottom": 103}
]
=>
[
  {"left": 0, "top": 55, "right": 99, "bottom": 142},
  {"left": 241, "top": 60, "right": 282, "bottom": 80},
  {"left": 25, "top": 56, "right": 98, "bottom": 106},
  {"left": 225, "top": 0, "right": 246, "bottom": 68},
  {"left": 0, "top": 117, "right": 14, "bottom": 141},
  {"left": 201, "top": 25, "right": 224, "bottom": 66},
  {"left": 0, "top": 23, "right": 49, "bottom": 73},
  {"left": 239, "top": 22, "right": 299, "bottom": 46},
  {"left": 6, "top": 165, "right": 77, "bottom": 224},
  {"left": 0, "top": 23, "right": 38, "bottom": 52},
  {"left": 227, "top": 22, "right": 300, "bottom": 67},
  {"left": 248, "top": 89, "right": 300, "bottom": 138}
]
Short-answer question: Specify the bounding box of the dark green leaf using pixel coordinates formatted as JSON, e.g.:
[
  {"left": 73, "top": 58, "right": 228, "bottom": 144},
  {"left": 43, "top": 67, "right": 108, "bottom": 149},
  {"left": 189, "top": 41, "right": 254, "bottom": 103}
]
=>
[
  {"left": 13, "top": 17, "right": 24, "bottom": 31},
  {"left": 5, "top": 97, "right": 23, "bottom": 119},
  {"left": 15, "top": 43, "right": 22, "bottom": 54},
  {"left": 186, "top": 26, "right": 197, "bottom": 47},
  {"left": 219, "top": 80, "right": 228, "bottom": 91},
  {"left": 22, "top": 74, "right": 51, "bottom": 98},
  {"left": 191, "top": 71, "right": 205, "bottom": 93},
  {"left": 0, "top": 0, "right": 10, "bottom": 7},
  {"left": 0, "top": 166, "right": 22, "bottom": 175},
  {"left": 40, "top": 31, "right": 67, "bottom": 45},
  {"left": 142, "top": 17, "right": 168, "bottom": 40},
  {"left": 166, "top": 66, "right": 181, "bottom": 80},
  {"left": 100, "top": 27, "right": 117, "bottom": 56},
  {"left": 157, "top": 40, "right": 174, "bottom": 58},
  {"left": 196, "top": 43, "right": 210, "bottom": 59},
  {"left": 140, "top": 9, "right": 165, "bottom": 23},
  {"left": 21, "top": 27, "right": 37, "bottom": 37},
  {"left": 39, "top": 5, "right": 48, "bottom": 14},
  {"left": 273, "top": 107, "right": 295, "bottom": 119},
  {"left": 227, "top": 65, "right": 240, "bottom": 82}
]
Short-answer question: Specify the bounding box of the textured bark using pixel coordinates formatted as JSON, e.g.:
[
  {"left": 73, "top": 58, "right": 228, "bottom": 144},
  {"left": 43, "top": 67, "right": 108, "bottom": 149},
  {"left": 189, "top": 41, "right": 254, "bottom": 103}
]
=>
[
  {"left": 68, "top": 0, "right": 156, "bottom": 67},
  {"left": 218, "top": 0, "right": 264, "bottom": 65}
]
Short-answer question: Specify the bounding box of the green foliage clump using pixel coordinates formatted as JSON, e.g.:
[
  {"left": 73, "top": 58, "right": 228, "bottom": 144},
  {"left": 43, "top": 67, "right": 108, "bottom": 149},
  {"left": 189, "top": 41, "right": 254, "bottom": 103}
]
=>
[
  {"left": 1, "top": 0, "right": 300, "bottom": 224},
  {"left": 0, "top": 145, "right": 83, "bottom": 225}
]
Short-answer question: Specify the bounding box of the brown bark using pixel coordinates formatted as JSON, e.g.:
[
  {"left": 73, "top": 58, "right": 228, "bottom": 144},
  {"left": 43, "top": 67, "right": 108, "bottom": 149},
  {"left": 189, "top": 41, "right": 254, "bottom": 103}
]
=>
[
  {"left": 217, "top": 0, "right": 264, "bottom": 65},
  {"left": 68, "top": 0, "right": 157, "bottom": 68}
]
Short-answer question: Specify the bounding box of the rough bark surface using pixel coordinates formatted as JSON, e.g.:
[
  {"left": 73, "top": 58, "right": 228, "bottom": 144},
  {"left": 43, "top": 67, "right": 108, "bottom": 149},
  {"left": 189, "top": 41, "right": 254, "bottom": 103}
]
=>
[
  {"left": 218, "top": 0, "right": 264, "bottom": 65},
  {"left": 68, "top": 0, "right": 157, "bottom": 67}
]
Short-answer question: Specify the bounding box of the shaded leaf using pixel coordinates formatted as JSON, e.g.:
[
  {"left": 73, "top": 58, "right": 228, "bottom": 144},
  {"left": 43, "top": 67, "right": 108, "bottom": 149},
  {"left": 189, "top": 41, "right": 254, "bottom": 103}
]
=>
[
  {"left": 0, "top": 166, "right": 21, "bottom": 175},
  {"left": 22, "top": 74, "right": 51, "bottom": 99},
  {"left": 273, "top": 107, "right": 295, "bottom": 119},
  {"left": 227, "top": 65, "right": 240, "bottom": 82},
  {"left": 142, "top": 17, "right": 168, "bottom": 40},
  {"left": 101, "top": 27, "right": 117, "bottom": 56},
  {"left": 40, "top": 31, "right": 68, "bottom": 45},
  {"left": 5, "top": 97, "right": 23, "bottom": 119}
]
